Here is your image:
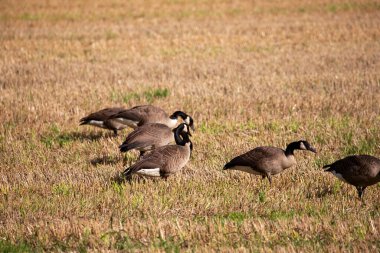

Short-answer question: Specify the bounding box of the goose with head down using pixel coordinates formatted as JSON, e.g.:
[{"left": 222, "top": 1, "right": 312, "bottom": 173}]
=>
[
  {"left": 110, "top": 105, "right": 195, "bottom": 130},
  {"left": 123, "top": 127, "right": 192, "bottom": 179},
  {"left": 323, "top": 155, "right": 380, "bottom": 200},
  {"left": 119, "top": 123, "right": 192, "bottom": 157},
  {"left": 79, "top": 107, "right": 127, "bottom": 135},
  {"left": 224, "top": 140, "right": 317, "bottom": 185}
]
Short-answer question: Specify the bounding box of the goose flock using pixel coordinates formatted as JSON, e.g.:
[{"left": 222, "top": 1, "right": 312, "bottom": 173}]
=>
[{"left": 80, "top": 105, "right": 380, "bottom": 201}]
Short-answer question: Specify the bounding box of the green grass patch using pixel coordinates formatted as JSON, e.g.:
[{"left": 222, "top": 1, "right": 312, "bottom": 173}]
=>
[
  {"left": 40, "top": 124, "right": 77, "bottom": 148},
  {"left": 0, "top": 239, "right": 35, "bottom": 253},
  {"left": 20, "top": 13, "right": 42, "bottom": 21},
  {"left": 224, "top": 211, "right": 246, "bottom": 223},
  {"left": 123, "top": 92, "right": 140, "bottom": 104},
  {"left": 326, "top": 2, "right": 380, "bottom": 13},
  {"left": 110, "top": 88, "right": 170, "bottom": 104},
  {"left": 154, "top": 236, "right": 183, "bottom": 252},
  {"left": 198, "top": 122, "right": 229, "bottom": 135},
  {"left": 105, "top": 30, "right": 118, "bottom": 40},
  {"left": 101, "top": 231, "right": 144, "bottom": 250},
  {"left": 267, "top": 210, "right": 296, "bottom": 221},
  {"left": 52, "top": 183, "right": 72, "bottom": 196},
  {"left": 264, "top": 121, "right": 282, "bottom": 132},
  {"left": 143, "top": 88, "right": 170, "bottom": 103},
  {"left": 258, "top": 190, "right": 266, "bottom": 203},
  {"left": 341, "top": 137, "right": 378, "bottom": 155},
  {"left": 111, "top": 182, "right": 126, "bottom": 196}
]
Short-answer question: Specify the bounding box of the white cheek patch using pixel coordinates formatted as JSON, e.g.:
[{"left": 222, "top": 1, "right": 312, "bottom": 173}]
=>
[
  {"left": 168, "top": 118, "right": 178, "bottom": 128},
  {"left": 185, "top": 116, "right": 190, "bottom": 125},
  {"left": 331, "top": 171, "right": 348, "bottom": 183},
  {"left": 299, "top": 142, "right": 306, "bottom": 150},
  {"left": 231, "top": 166, "right": 263, "bottom": 175},
  {"left": 136, "top": 168, "right": 161, "bottom": 177},
  {"left": 88, "top": 120, "right": 105, "bottom": 127}
]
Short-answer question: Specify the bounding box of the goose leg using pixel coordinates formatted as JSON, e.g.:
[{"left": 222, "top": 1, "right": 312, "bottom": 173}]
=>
[
  {"left": 160, "top": 171, "right": 169, "bottom": 180},
  {"left": 139, "top": 151, "right": 146, "bottom": 159},
  {"left": 265, "top": 173, "right": 272, "bottom": 185},
  {"left": 113, "top": 129, "right": 118, "bottom": 136},
  {"left": 356, "top": 186, "right": 366, "bottom": 200}
]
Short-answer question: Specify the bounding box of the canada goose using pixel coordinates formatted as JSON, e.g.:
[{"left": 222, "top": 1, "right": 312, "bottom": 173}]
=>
[
  {"left": 323, "top": 155, "right": 380, "bottom": 200},
  {"left": 110, "top": 105, "right": 195, "bottom": 130},
  {"left": 79, "top": 107, "right": 128, "bottom": 135},
  {"left": 119, "top": 123, "right": 192, "bottom": 157},
  {"left": 123, "top": 126, "right": 192, "bottom": 179},
  {"left": 223, "top": 140, "right": 317, "bottom": 184}
]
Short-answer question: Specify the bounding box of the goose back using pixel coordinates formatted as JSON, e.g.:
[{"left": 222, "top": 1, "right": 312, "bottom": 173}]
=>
[
  {"left": 225, "top": 147, "right": 296, "bottom": 175},
  {"left": 119, "top": 123, "right": 173, "bottom": 152},
  {"left": 124, "top": 144, "right": 191, "bottom": 178},
  {"left": 112, "top": 105, "right": 175, "bottom": 128},
  {"left": 80, "top": 107, "right": 127, "bottom": 132},
  {"left": 324, "top": 155, "right": 380, "bottom": 187}
]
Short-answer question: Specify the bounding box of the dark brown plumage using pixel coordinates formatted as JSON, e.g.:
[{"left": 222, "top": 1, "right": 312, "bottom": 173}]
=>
[
  {"left": 110, "top": 105, "right": 195, "bottom": 130},
  {"left": 323, "top": 155, "right": 380, "bottom": 199},
  {"left": 79, "top": 107, "right": 127, "bottom": 135},
  {"left": 224, "top": 140, "right": 317, "bottom": 184},
  {"left": 119, "top": 123, "right": 192, "bottom": 157},
  {"left": 123, "top": 129, "right": 192, "bottom": 179}
]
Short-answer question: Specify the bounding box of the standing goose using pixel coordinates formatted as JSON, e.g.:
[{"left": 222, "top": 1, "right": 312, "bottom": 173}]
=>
[
  {"left": 79, "top": 107, "right": 128, "bottom": 135},
  {"left": 110, "top": 105, "right": 195, "bottom": 130},
  {"left": 119, "top": 123, "right": 192, "bottom": 157},
  {"left": 224, "top": 140, "right": 317, "bottom": 184},
  {"left": 323, "top": 155, "right": 380, "bottom": 200},
  {"left": 123, "top": 127, "right": 192, "bottom": 179}
]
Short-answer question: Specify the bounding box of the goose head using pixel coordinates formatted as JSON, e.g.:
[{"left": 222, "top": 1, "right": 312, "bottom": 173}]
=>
[
  {"left": 173, "top": 123, "right": 192, "bottom": 137},
  {"left": 285, "top": 140, "right": 317, "bottom": 156},
  {"left": 174, "top": 124, "right": 193, "bottom": 151},
  {"left": 170, "top": 111, "right": 195, "bottom": 131},
  {"left": 297, "top": 140, "right": 317, "bottom": 153}
]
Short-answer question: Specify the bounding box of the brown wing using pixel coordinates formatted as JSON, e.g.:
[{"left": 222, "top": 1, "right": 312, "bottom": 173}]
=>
[
  {"left": 225, "top": 146, "right": 285, "bottom": 173},
  {"left": 124, "top": 145, "right": 181, "bottom": 175},
  {"left": 111, "top": 105, "right": 168, "bottom": 125},
  {"left": 327, "top": 155, "right": 380, "bottom": 185},
  {"left": 119, "top": 124, "right": 172, "bottom": 151},
  {"left": 80, "top": 107, "right": 125, "bottom": 122}
]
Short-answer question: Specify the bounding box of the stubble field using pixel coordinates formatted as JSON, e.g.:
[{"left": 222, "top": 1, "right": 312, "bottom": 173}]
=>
[{"left": 1, "top": 0, "right": 380, "bottom": 252}]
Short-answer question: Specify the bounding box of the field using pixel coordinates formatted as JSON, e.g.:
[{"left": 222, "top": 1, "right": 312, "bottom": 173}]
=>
[{"left": 1, "top": 0, "right": 380, "bottom": 251}]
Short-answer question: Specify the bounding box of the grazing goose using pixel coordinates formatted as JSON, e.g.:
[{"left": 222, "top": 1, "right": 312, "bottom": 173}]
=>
[
  {"left": 79, "top": 107, "right": 128, "bottom": 135},
  {"left": 119, "top": 123, "right": 192, "bottom": 157},
  {"left": 224, "top": 140, "right": 317, "bottom": 184},
  {"left": 110, "top": 105, "right": 195, "bottom": 130},
  {"left": 323, "top": 155, "right": 380, "bottom": 200},
  {"left": 123, "top": 129, "right": 192, "bottom": 179}
]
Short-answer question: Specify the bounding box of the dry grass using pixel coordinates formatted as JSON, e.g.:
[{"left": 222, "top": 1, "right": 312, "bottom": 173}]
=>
[{"left": 1, "top": 0, "right": 380, "bottom": 251}]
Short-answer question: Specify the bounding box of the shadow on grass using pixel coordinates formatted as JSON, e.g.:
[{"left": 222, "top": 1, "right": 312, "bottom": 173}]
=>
[
  {"left": 60, "top": 131, "right": 116, "bottom": 142},
  {"left": 91, "top": 155, "right": 121, "bottom": 166},
  {"left": 110, "top": 171, "right": 161, "bottom": 185},
  {"left": 307, "top": 187, "right": 334, "bottom": 199},
  {"left": 110, "top": 172, "right": 130, "bottom": 185}
]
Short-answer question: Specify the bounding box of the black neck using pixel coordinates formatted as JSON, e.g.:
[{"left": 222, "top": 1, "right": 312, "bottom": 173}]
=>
[
  {"left": 285, "top": 141, "right": 299, "bottom": 156},
  {"left": 170, "top": 111, "right": 187, "bottom": 120},
  {"left": 174, "top": 126, "right": 192, "bottom": 153},
  {"left": 174, "top": 126, "right": 186, "bottom": 146}
]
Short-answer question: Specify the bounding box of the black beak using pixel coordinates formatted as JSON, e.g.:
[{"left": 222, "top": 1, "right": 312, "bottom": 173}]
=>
[{"left": 309, "top": 146, "right": 317, "bottom": 153}]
